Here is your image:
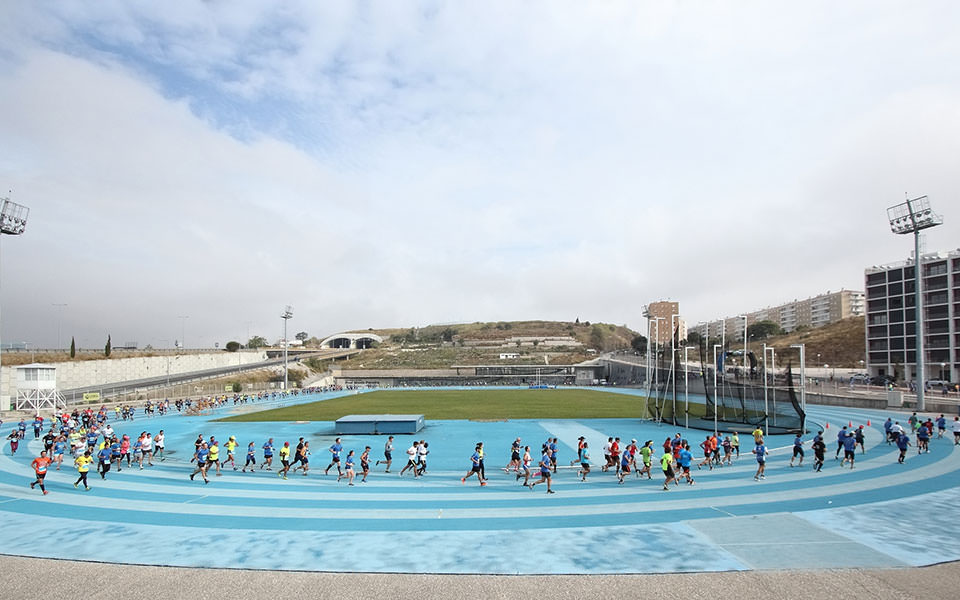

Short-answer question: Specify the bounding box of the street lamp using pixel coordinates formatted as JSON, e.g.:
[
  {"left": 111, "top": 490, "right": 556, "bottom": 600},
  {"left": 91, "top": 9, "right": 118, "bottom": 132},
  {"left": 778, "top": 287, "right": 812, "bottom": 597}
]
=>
[
  {"left": 0, "top": 197, "right": 29, "bottom": 409},
  {"left": 763, "top": 344, "right": 776, "bottom": 433},
  {"left": 53, "top": 303, "right": 67, "bottom": 350},
  {"left": 177, "top": 315, "right": 189, "bottom": 350},
  {"left": 712, "top": 343, "right": 722, "bottom": 436},
  {"left": 281, "top": 305, "right": 293, "bottom": 389},
  {"left": 887, "top": 195, "right": 942, "bottom": 412},
  {"left": 683, "top": 345, "right": 694, "bottom": 429}
]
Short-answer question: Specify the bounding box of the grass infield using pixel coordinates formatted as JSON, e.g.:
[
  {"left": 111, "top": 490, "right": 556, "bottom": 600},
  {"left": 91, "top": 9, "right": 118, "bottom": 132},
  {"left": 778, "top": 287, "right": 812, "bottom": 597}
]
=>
[{"left": 216, "top": 388, "right": 650, "bottom": 422}]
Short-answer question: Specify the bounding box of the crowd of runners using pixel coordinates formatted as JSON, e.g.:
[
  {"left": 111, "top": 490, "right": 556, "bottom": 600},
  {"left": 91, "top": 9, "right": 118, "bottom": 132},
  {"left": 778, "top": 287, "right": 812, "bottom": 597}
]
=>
[{"left": 9, "top": 402, "right": 960, "bottom": 496}]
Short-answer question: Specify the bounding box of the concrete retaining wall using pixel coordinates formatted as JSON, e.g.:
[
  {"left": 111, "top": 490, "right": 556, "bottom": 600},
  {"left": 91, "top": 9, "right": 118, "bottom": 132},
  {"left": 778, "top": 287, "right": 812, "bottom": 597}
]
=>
[{"left": 1, "top": 351, "right": 267, "bottom": 410}]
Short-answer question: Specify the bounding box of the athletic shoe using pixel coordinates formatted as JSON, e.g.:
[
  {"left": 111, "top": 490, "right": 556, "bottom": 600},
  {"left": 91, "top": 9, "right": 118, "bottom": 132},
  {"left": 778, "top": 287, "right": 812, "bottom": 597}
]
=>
[
  {"left": 42, "top": 490, "right": 48, "bottom": 495},
  {"left": 546, "top": 489, "right": 555, "bottom": 494},
  {"left": 30, "top": 482, "right": 35, "bottom": 490},
  {"left": 190, "top": 473, "right": 195, "bottom": 480},
  {"left": 74, "top": 483, "right": 78, "bottom": 488},
  {"left": 461, "top": 477, "right": 465, "bottom": 484},
  {"left": 662, "top": 485, "right": 669, "bottom": 490}
]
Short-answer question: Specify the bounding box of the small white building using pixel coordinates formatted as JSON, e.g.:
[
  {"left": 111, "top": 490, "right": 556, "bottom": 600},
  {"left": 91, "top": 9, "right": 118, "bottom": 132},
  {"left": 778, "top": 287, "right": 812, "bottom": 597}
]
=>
[
  {"left": 15, "top": 363, "right": 66, "bottom": 413},
  {"left": 499, "top": 352, "right": 520, "bottom": 360}
]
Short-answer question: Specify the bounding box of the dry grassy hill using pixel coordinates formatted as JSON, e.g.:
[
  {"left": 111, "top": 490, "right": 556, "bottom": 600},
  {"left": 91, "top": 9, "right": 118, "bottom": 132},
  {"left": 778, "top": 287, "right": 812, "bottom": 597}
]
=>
[{"left": 750, "top": 316, "right": 866, "bottom": 368}]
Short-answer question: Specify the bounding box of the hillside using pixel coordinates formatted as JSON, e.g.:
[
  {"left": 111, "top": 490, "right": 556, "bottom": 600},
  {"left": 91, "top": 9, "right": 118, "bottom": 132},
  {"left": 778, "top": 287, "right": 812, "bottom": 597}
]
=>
[
  {"left": 338, "top": 320, "right": 640, "bottom": 369},
  {"left": 751, "top": 316, "right": 865, "bottom": 368}
]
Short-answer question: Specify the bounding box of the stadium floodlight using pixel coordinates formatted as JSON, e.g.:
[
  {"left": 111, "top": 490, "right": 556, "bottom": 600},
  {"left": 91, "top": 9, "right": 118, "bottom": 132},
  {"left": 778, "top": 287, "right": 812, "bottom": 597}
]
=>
[
  {"left": 0, "top": 197, "right": 29, "bottom": 409},
  {"left": 281, "top": 306, "right": 294, "bottom": 390},
  {"left": 886, "top": 195, "right": 942, "bottom": 412}
]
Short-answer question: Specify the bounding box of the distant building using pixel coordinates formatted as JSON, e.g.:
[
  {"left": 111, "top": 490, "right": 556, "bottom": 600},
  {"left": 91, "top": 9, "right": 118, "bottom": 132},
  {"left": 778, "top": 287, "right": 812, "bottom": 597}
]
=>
[
  {"left": 864, "top": 249, "right": 958, "bottom": 384},
  {"left": 692, "top": 289, "right": 864, "bottom": 341},
  {"left": 644, "top": 301, "right": 686, "bottom": 344},
  {"left": 499, "top": 352, "right": 520, "bottom": 360}
]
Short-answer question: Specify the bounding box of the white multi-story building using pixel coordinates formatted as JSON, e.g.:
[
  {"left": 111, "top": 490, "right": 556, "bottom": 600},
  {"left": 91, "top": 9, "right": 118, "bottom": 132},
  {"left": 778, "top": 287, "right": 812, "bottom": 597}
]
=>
[{"left": 864, "top": 249, "right": 958, "bottom": 384}]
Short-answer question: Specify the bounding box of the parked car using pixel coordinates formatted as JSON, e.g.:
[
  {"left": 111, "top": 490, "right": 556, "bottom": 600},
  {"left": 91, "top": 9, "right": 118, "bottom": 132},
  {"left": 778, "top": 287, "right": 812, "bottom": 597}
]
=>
[
  {"left": 926, "top": 380, "right": 953, "bottom": 389},
  {"left": 849, "top": 374, "right": 871, "bottom": 384},
  {"left": 869, "top": 375, "right": 896, "bottom": 386}
]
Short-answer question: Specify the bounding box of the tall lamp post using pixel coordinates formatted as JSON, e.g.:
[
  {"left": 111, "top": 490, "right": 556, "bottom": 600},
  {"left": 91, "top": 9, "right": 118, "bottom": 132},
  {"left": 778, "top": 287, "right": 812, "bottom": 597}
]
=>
[
  {"left": 712, "top": 343, "right": 722, "bottom": 436},
  {"left": 0, "top": 198, "right": 29, "bottom": 409},
  {"left": 683, "top": 344, "right": 693, "bottom": 430},
  {"left": 887, "top": 195, "right": 942, "bottom": 412},
  {"left": 670, "top": 313, "right": 680, "bottom": 423},
  {"left": 763, "top": 344, "right": 776, "bottom": 433},
  {"left": 281, "top": 305, "right": 293, "bottom": 390}
]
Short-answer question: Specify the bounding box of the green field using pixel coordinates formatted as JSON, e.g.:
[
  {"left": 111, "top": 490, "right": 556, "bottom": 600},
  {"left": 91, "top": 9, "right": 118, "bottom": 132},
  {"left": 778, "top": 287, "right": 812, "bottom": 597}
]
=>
[{"left": 216, "top": 388, "right": 650, "bottom": 422}]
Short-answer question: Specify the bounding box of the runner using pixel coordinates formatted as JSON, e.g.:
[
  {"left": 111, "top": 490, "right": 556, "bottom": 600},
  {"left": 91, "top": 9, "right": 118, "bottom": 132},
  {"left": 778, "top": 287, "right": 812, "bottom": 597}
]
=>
[
  {"left": 339, "top": 450, "right": 356, "bottom": 486},
  {"left": 638, "top": 440, "right": 654, "bottom": 479},
  {"left": 261, "top": 438, "right": 274, "bottom": 470},
  {"left": 376, "top": 435, "right": 394, "bottom": 472},
  {"left": 241, "top": 441, "right": 256, "bottom": 472},
  {"left": 30, "top": 450, "right": 51, "bottom": 495},
  {"left": 477, "top": 441, "right": 487, "bottom": 481},
  {"left": 224, "top": 436, "right": 239, "bottom": 471},
  {"left": 140, "top": 432, "right": 154, "bottom": 468},
  {"left": 660, "top": 448, "right": 676, "bottom": 490},
  {"left": 722, "top": 436, "right": 733, "bottom": 466},
  {"left": 189, "top": 442, "right": 210, "bottom": 484},
  {"left": 854, "top": 426, "right": 865, "bottom": 454},
  {"left": 323, "top": 438, "right": 343, "bottom": 476},
  {"left": 916, "top": 423, "right": 930, "bottom": 454},
  {"left": 359, "top": 446, "right": 371, "bottom": 483},
  {"left": 731, "top": 432, "right": 740, "bottom": 458},
  {"left": 896, "top": 431, "right": 911, "bottom": 463},
  {"left": 610, "top": 437, "right": 622, "bottom": 475},
  {"left": 752, "top": 439, "right": 768, "bottom": 480},
  {"left": 698, "top": 435, "right": 713, "bottom": 470},
  {"left": 840, "top": 431, "right": 857, "bottom": 469},
  {"left": 52, "top": 435, "right": 66, "bottom": 470},
  {"left": 277, "top": 442, "right": 292, "bottom": 479},
  {"left": 953, "top": 417, "right": 960, "bottom": 445},
  {"left": 577, "top": 442, "right": 591, "bottom": 482},
  {"left": 416, "top": 441, "right": 429, "bottom": 476},
  {"left": 518, "top": 446, "right": 533, "bottom": 487},
  {"left": 296, "top": 441, "right": 310, "bottom": 475},
  {"left": 936, "top": 414, "right": 947, "bottom": 439},
  {"left": 73, "top": 449, "right": 92, "bottom": 491},
  {"left": 110, "top": 437, "right": 122, "bottom": 472},
  {"left": 549, "top": 437, "right": 559, "bottom": 473},
  {"left": 678, "top": 442, "right": 695, "bottom": 485},
  {"left": 400, "top": 440, "right": 419, "bottom": 478},
  {"left": 812, "top": 431, "right": 826, "bottom": 472},
  {"left": 529, "top": 447, "right": 554, "bottom": 493},
  {"left": 789, "top": 433, "right": 804, "bottom": 467},
  {"left": 835, "top": 426, "right": 848, "bottom": 459},
  {"left": 7, "top": 430, "right": 19, "bottom": 455},
  {"left": 154, "top": 430, "right": 165, "bottom": 461},
  {"left": 617, "top": 443, "right": 631, "bottom": 484},
  {"left": 208, "top": 438, "right": 221, "bottom": 476},
  {"left": 97, "top": 444, "right": 112, "bottom": 479},
  {"left": 462, "top": 444, "right": 485, "bottom": 486},
  {"left": 504, "top": 437, "right": 522, "bottom": 473},
  {"left": 602, "top": 437, "right": 613, "bottom": 472}
]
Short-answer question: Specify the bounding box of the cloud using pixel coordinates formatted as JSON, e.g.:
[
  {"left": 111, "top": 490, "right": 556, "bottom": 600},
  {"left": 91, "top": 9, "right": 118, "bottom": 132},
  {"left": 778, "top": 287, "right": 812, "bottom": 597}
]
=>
[{"left": 0, "top": 1, "right": 958, "bottom": 349}]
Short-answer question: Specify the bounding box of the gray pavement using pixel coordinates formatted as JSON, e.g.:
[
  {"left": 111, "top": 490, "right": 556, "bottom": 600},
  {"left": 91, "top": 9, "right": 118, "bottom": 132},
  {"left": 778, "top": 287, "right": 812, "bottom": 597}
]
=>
[{"left": 0, "top": 554, "right": 956, "bottom": 600}]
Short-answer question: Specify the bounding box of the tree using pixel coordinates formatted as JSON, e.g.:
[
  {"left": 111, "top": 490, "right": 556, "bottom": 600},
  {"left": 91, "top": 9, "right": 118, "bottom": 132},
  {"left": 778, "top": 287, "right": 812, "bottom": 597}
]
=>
[
  {"left": 225, "top": 341, "right": 241, "bottom": 352},
  {"left": 747, "top": 320, "right": 782, "bottom": 340},
  {"left": 247, "top": 335, "right": 268, "bottom": 349},
  {"left": 686, "top": 331, "right": 702, "bottom": 345},
  {"left": 631, "top": 335, "right": 648, "bottom": 353},
  {"left": 295, "top": 331, "right": 309, "bottom": 342},
  {"left": 70, "top": 336, "right": 76, "bottom": 358},
  {"left": 104, "top": 335, "right": 112, "bottom": 357},
  {"left": 231, "top": 382, "right": 243, "bottom": 393}
]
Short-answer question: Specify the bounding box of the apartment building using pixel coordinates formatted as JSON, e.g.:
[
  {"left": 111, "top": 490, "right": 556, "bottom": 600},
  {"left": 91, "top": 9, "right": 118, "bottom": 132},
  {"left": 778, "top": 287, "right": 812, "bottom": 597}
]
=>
[
  {"left": 692, "top": 289, "right": 865, "bottom": 342},
  {"left": 864, "top": 249, "right": 958, "bottom": 384},
  {"left": 644, "top": 301, "right": 687, "bottom": 344}
]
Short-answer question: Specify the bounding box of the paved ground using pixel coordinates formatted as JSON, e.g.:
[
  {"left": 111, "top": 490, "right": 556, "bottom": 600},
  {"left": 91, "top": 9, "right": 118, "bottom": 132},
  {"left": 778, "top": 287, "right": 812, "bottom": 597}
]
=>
[
  {"left": 0, "top": 554, "right": 956, "bottom": 600},
  {"left": 1, "top": 387, "right": 958, "bottom": 575}
]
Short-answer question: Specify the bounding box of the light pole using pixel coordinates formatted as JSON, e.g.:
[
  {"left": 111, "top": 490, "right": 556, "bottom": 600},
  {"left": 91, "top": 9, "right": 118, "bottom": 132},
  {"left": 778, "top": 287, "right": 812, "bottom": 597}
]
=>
[
  {"left": 712, "top": 343, "right": 722, "bottom": 436},
  {"left": 654, "top": 316, "right": 666, "bottom": 419},
  {"left": 683, "top": 345, "right": 693, "bottom": 429},
  {"left": 0, "top": 198, "right": 29, "bottom": 409},
  {"left": 671, "top": 313, "right": 680, "bottom": 423},
  {"left": 763, "top": 344, "right": 776, "bottom": 434},
  {"left": 281, "top": 305, "right": 293, "bottom": 390},
  {"left": 177, "top": 315, "right": 189, "bottom": 351},
  {"left": 887, "top": 195, "right": 942, "bottom": 411},
  {"left": 791, "top": 343, "right": 806, "bottom": 431},
  {"left": 53, "top": 303, "right": 67, "bottom": 350}
]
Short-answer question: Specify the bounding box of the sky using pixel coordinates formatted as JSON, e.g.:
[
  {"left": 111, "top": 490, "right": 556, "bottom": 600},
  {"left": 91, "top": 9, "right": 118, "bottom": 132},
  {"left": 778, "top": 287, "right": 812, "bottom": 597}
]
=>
[{"left": 1, "top": 1, "right": 959, "bottom": 350}]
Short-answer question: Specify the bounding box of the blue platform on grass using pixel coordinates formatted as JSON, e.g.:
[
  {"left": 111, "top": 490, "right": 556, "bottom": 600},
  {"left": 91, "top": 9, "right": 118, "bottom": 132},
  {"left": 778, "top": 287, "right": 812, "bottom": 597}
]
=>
[
  {"left": 335, "top": 414, "right": 424, "bottom": 435},
  {"left": 0, "top": 386, "right": 958, "bottom": 574}
]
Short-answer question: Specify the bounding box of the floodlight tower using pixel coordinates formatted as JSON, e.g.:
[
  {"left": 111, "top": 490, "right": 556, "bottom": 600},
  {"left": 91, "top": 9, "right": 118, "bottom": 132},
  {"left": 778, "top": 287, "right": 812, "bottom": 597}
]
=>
[
  {"left": 886, "top": 196, "right": 942, "bottom": 412},
  {"left": 281, "top": 305, "right": 293, "bottom": 389},
  {"left": 0, "top": 198, "right": 30, "bottom": 408}
]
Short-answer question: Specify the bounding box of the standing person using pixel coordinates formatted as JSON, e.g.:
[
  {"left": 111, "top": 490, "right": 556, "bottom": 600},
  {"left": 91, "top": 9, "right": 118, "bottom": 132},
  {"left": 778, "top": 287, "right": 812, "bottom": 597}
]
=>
[
  {"left": 376, "top": 436, "right": 394, "bottom": 472},
  {"left": 241, "top": 441, "right": 256, "bottom": 472},
  {"left": 678, "top": 443, "right": 695, "bottom": 485},
  {"left": 462, "top": 444, "right": 485, "bottom": 486},
  {"left": 339, "top": 450, "right": 356, "bottom": 486},
  {"left": 189, "top": 442, "right": 210, "bottom": 484},
  {"left": 261, "top": 438, "right": 274, "bottom": 470},
  {"left": 30, "top": 450, "right": 52, "bottom": 495},
  {"left": 277, "top": 442, "right": 292, "bottom": 479},
  {"left": 812, "top": 432, "right": 826, "bottom": 472},
  {"left": 752, "top": 440, "right": 768, "bottom": 481},
  {"left": 97, "top": 444, "right": 112, "bottom": 479},
  {"left": 896, "top": 431, "right": 911, "bottom": 463},
  {"left": 577, "top": 442, "right": 591, "bottom": 482},
  {"left": 74, "top": 450, "right": 93, "bottom": 491},
  {"left": 359, "top": 446, "right": 371, "bottom": 483},
  {"left": 530, "top": 447, "right": 554, "bottom": 493},
  {"left": 400, "top": 441, "right": 419, "bottom": 478},
  {"left": 416, "top": 441, "right": 430, "bottom": 476},
  {"left": 835, "top": 426, "right": 848, "bottom": 459},
  {"left": 154, "top": 430, "right": 165, "bottom": 462},
  {"left": 323, "top": 438, "right": 343, "bottom": 477},
  {"left": 660, "top": 448, "right": 676, "bottom": 490},
  {"left": 504, "top": 437, "right": 522, "bottom": 473},
  {"left": 789, "top": 434, "right": 804, "bottom": 467}
]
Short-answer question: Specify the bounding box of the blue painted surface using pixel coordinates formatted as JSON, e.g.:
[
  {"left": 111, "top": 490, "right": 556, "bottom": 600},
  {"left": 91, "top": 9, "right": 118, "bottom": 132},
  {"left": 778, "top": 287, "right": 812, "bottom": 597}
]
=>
[{"left": 1, "top": 387, "right": 958, "bottom": 573}]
